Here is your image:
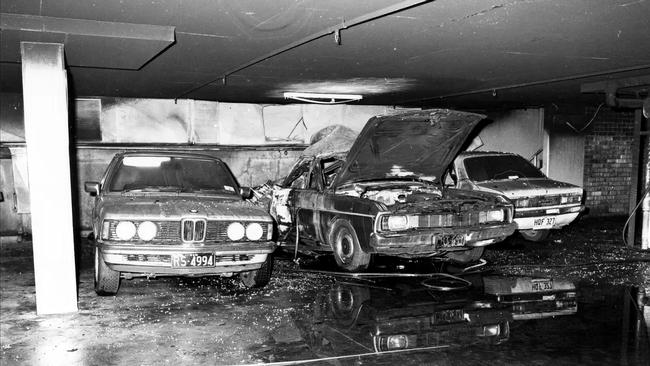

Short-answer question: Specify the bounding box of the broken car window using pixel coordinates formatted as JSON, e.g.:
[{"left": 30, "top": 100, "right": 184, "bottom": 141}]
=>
[{"left": 321, "top": 158, "right": 343, "bottom": 188}]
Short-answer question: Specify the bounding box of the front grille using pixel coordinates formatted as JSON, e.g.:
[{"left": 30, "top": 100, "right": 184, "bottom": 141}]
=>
[
  {"left": 416, "top": 212, "right": 483, "bottom": 228},
  {"left": 417, "top": 214, "right": 457, "bottom": 228},
  {"left": 215, "top": 254, "right": 254, "bottom": 262},
  {"left": 123, "top": 254, "right": 253, "bottom": 263},
  {"left": 108, "top": 221, "right": 180, "bottom": 242},
  {"left": 106, "top": 220, "right": 269, "bottom": 243},
  {"left": 181, "top": 218, "right": 207, "bottom": 243},
  {"left": 205, "top": 221, "right": 270, "bottom": 243},
  {"left": 536, "top": 195, "right": 562, "bottom": 206}
]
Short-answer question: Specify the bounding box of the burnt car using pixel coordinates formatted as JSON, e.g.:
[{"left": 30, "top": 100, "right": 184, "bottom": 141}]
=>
[
  {"left": 84, "top": 151, "right": 275, "bottom": 295},
  {"left": 270, "top": 109, "right": 517, "bottom": 272},
  {"left": 449, "top": 151, "right": 584, "bottom": 241}
]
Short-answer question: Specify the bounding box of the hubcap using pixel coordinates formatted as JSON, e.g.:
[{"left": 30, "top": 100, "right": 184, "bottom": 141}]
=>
[{"left": 337, "top": 231, "right": 354, "bottom": 263}]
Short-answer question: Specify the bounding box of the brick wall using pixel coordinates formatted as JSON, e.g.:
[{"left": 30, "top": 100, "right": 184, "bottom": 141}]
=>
[{"left": 583, "top": 107, "right": 635, "bottom": 214}]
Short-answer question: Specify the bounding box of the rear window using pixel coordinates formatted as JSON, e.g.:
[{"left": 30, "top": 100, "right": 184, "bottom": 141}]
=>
[
  {"left": 463, "top": 155, "right": 545, "bottom": 182},
  {"left": 107, "top": 156, "right": 239, "bottom": 194}
]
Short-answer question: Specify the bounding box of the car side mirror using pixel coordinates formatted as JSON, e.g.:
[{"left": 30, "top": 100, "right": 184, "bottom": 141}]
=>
[
  {"left": 240, "top": 187, "right": 252, "bottom": 199},
  {"left": 84, "top": 181, "right": 100, "bottom": 196}
]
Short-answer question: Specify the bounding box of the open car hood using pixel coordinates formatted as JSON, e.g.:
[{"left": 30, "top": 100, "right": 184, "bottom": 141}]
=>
[{"left": 331, "top": 109, "right": 486, "bottom": 188}]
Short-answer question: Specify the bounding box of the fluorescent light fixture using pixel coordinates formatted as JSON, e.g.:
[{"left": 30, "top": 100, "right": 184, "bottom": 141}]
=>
[{"left": 283, "top": 92, "right": 362, "bottom": 104}]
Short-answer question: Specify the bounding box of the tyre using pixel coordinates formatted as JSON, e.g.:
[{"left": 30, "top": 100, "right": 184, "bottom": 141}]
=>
[
  {"left": 240, "top": 254, "right": 273, "bottom": 288},
  {"left": 519, "top": 229, "right": 550, "bottom": 242},
  {"left": 330, "top": 219, "right": 371, "bottom": 272},
  {"left": 94, "top": 247, "right": 120, "bottom": 296},
  {"left": 443, "top": 247, "right": 485, "bottom": 264},
  {"left": 329, "top": 284, "right": 371, "bottom": 326}
]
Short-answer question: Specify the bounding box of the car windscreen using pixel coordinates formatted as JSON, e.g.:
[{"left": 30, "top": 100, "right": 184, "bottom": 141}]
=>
[
  {"left": 108, "top": 156, "right": 239, "bottom": 194},
  {"left": 463, "top": 155, "right": 545, "bottom": 182}
]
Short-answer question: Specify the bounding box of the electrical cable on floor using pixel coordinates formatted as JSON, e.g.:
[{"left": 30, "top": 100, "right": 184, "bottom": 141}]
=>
[
  {"left": 420, "top": 273, "right": 472, "bottom": 291},
  {"left": 288, "top": 263, "right": 480, "bottom": 291},
  {"left": 288, "top": 268, "right": 465, "bottom": 278},
  {"left": 293, "top": 208, "right": 301, "bottom": 264},
  {"left": 233, "top": 344, "right": 451, "bottom": 366},
  {"left": 460, "top": 258, "right": 487, "bottom": 273},
  {"left": 622, "top": 189, "right": 648, "bottom": 247}
]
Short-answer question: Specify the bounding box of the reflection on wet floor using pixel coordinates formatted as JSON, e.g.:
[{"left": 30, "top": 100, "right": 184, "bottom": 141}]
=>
[
  {"left": 248, "top": 262, "right": 649, "bottom": 366},
  {"left": 1, "top": 244, "right": 649, "bottom": 365}
]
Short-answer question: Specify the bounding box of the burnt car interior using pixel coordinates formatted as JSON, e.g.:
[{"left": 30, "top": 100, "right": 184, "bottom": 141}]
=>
[{"left": 1, "top": 1, "right": 649, "bottom": 364}]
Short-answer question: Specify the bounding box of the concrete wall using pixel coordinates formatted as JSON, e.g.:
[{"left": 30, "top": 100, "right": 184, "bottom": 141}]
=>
[
  {"left": 548, "top": 133, "right": 585, "bottom": 186},
  {"left": 475, "top": 108, "right": 544, "bottom": 162}
]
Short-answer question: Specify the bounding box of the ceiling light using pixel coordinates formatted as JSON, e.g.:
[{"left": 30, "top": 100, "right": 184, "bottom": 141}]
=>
[{"left": 283, "top": 92, "right": 363, "bottom": 104}]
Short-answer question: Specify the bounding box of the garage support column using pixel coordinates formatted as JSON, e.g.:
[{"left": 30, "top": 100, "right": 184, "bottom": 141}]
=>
[{"left": 21, "top": 42, "right": 78, "bottom": 314}]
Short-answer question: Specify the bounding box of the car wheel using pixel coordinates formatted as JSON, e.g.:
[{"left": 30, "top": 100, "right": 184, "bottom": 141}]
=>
[
  {"left": 240, "top": 254, "right": 273, "bottom": 288},
  {"left": 519, "top": 229, "right": 551, "bottom": 242},
  {"left": 330, "top": 220, "right": 371, "bottom": 272},
  {"left": 94, "top": 247, "right": 120, "bottom": 296},
  {"left": 329, "top": 284, "right": 371, "bottom": 326},
  {"left": 443, "top": 247, "right": 485, "bottom": 264}
]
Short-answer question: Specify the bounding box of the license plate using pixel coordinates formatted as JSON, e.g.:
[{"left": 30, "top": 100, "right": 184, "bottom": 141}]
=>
[
  {"left": 533, "top": 216, "right": 555, "bottom": 229},
  {"left": 531, "top": 279, "right": 553, "bottom": 292},
  {"left": 171, "top": 253, "right": 215, "bottom": 268},
  {"left": 438, "top": 234, "right": 466, "bottom": 247},
  {"left": 431, "top": 309, "right": 465, "bottom": 324}
]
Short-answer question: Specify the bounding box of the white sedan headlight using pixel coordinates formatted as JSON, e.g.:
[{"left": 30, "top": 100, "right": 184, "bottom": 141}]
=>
[
  {"left": 486, "top": 210, "right": 504, "bottom": 222},
  {"left": 137, "top": 221, "right": 157, "bottom": 241},
  {"left": 245, "top": 223, "right": 264, "bottom": 241},
  {"left": 115, "top": 221, "right": 136, "bottom": 240},
  {"left": 227, "top": 222, "right": 245, "bottom": 241}
]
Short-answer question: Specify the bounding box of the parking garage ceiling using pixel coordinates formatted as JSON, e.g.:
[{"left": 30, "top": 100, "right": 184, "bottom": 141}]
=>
[{"left": 1, "top": 0, "right": 649, "bottom": 108}]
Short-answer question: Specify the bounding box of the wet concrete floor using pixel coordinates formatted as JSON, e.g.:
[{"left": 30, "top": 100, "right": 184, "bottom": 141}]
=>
[{"left": 1, "top": 216, "right": 649, "bottom": 365}]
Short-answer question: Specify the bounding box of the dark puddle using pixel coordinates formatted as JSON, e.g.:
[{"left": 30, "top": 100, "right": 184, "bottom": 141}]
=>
[{"left": 250, "top": 270, "right": 649, "bottom": 366}]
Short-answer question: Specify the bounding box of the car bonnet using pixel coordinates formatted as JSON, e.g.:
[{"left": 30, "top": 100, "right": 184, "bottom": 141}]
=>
[{"left": 331, "top": 109, "right": 485, "bottom": 188}]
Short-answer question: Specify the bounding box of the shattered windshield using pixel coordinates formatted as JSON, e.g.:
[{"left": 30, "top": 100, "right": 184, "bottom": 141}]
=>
[
  {"left": 108, "top": 156, "right": 239, "bottom": 194},
  {"left": 463, "top": 155, "right": 545, "bottom": 182}
]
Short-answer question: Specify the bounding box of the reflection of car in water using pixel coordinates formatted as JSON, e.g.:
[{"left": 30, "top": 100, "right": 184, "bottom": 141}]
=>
[
  {"left": 270, "top": 109, "right": 516, "bottom": 272},
  {"left": 483, "top": 275, "right": 578, "bottom": 320},
  {"left": 299, "top": 277, "right": 512, "bottom": 355},
  {"left": 449, "top": 152, "right": 585, "bottom": 242},
  {"left": 84, "top": 151, "right": 276, "bottom": 295},
  {"left": 254, "top": 274, "right": 579, "bottom": 364}
]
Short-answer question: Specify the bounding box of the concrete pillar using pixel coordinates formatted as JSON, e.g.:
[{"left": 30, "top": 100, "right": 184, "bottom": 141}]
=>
[{"left": 21, "top": 42, "right": 77, "bottom": 314}]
